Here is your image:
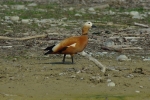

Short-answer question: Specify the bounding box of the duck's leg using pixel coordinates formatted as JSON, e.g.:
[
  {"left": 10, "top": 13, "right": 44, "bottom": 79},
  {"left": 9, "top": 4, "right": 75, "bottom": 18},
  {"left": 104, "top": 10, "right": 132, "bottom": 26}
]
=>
[
  {"left": 71, "top": 56, "right": 74, "bottom": 64},
  {"left": 62, "top": 54, "right": 66, "bottom": 63},
  {"left": 71, "top": 54, "right": 74, "bottom": 64}
]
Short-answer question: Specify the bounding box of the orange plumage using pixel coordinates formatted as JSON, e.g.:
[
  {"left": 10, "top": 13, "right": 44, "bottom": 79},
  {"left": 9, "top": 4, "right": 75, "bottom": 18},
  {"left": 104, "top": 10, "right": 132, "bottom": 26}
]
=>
[{"left": 44, "top": 21, "right": 95, "bottom": 63}]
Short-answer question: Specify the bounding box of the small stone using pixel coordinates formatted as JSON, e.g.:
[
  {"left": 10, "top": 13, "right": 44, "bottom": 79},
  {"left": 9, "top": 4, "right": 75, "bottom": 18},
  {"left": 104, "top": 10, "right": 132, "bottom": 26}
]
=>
[
  {"left": 97, "top": 52, "right": 108, "bottom": 56},
  {"left": 89, "top": 11, "right": 96, "bottom": 14},
  {"left": 130, "top": 11, "right": 143, "bottom": 19},
  {"left": 28, "top": 3, "right": 37, "bottom": 7},
  {"left": 93, "top": 4, "right": 109, "bottom": 9},
  {"left": 76, "top": 70, "right": 81, "bottom": 74},
  {"left": 90, "top": 76, "right": 102, "bottom": 84},
  {"left": 23, "top": 32, "right": 30, "bottom": 36},
  {"left": 117, "top": 55, "right": 130, "bottom": 61},
  {"left": 74, "top": 13, "right": 82, "bottom": 17},
  {"left": 126, "top": 74, "right": 134, "bottom": 78},
  {"left": 12, "top": 58, "right": 17, "bottom": 62},
  {"left": 79, "top": 8, "right": 86, "bottom": 14},
  {"left": 21, "top": 19, "right": 30, "bottom": 24},
  {"left": 109, "top": 10, "right": 116, "bottom": 15},
  {"left": 130, "top": 11, "right": 139, "bottom": 16},
  {"left": 88, "top": 7, "right": 96, "bottom": 14},
  {"left": 70, "top": 75, "right": 76, "bottom": 78},
  {"left": 107, "top": 22, "right": 113, "bottom": 25},
  {"left": 4, "top": 16, "right": 10, "bottom": 20},
  {"left": 59, "top": 73, "right": 64, "bottom": 76},
  {"left": 134, "top": 68, "right": 144, "bottom": 74},
  {"left": 88, "top": 7, "right": 95, "bottom": 12},
  {"left": 37, "top": 9, "right": 47, "bottom": 12},
  {"left": 135, "top": 90, "right": 140, "bottom": 93},
  {"left": 69, "top": 7, "right": 74, "bottom": 11},
  {"left": 143, "top": 58, "right": 150, "bottom": 61},
  {"left": 103, "top": 40, "right": 114, "bottom": 47},
  {"left": 3, "top": 5, "right": 8, "bottom": 8},
  {"left": 9, "top": 77, "right": 15, "bottom": 80},
  {"left": 107, "top": 82, "right": 115, "bottom": 87},
  {"left": 139, "top": 86, "right": 144, "bottom": 88},
  {"left": 10, "top": 16, "right": 19, "bottom": 22},
  {"left": 45, "top": 77, "right": 49, "bottom": 79},
  {"left": 124, "top": 12, "right": 129, "bottom": 15},
  {"left": 11, "top": 5, "right": 26, "bottom": 10},
  {"left": 50, "top": 24, "right": 57, "bottom": 27},
  {"left": 107, "top": 79, "right": 112, "bottom": 82}
]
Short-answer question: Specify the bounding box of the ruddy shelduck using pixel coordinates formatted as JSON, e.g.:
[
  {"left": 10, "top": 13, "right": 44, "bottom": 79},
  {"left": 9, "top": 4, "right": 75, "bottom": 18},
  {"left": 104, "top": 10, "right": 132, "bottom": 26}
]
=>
[{"left": 44, "top": 21, "right": 96, "bottom": 63}]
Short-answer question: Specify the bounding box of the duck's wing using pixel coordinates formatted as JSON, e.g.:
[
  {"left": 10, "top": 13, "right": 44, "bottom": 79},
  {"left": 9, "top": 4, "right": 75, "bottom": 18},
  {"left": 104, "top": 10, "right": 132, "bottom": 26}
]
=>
[
  {"left": 52, "top": 36, "right": 79, "bottom": 53},
  {"left": 44, "top": 36, "right": 79, "bottom": 55}
]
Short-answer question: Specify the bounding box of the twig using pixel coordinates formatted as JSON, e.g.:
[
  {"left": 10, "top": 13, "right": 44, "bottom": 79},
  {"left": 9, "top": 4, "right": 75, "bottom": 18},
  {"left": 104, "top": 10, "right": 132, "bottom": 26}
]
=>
[
  {"left": 79, "top": 51, "right": 106, "bottom": 73},
  {"left": 0, "top": 34, "right": 47, "bottom": 40},
  {"left": 134, "top": 22, "right": 149, "bottom": 28},
  {"left": 0, "top": 46, "right": 12, "bottom": 48},
  {"left": 101, "top": 46, "right": 122, "bottom": 52},
  {"left": 97, "top": 23, "right": 128, "bottom": 27},
  {"left": 0, "top": 45, "right": 25, "bottom": 48},
  {"left": 123, "top": 47, "right": 143, "bottom": 50},
  {"left": 81, "top": 0, "right": 86, "bottom": 5},
  {"left": 0, "top": 92, "right": 17, "bottom": 96},
  {"left": 124, "top": 37, "right": 145, "bottom": 40}
]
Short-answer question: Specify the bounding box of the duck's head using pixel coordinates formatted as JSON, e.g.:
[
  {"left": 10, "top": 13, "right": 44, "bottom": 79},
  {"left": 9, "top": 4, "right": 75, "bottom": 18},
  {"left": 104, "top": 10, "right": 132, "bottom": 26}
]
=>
[{"left": 82, "top": 21, "right": 96, "bottom": 35}]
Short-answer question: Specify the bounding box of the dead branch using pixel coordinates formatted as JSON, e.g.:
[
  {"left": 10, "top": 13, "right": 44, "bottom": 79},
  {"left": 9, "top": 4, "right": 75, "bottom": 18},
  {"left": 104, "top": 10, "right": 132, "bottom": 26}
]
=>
[
  {"left": 122, "top": 47, "right": 143, "bottom": 50},
  {"left": 134, "top": 22, "right": 149, "bottom": 28},
  {"left": 0, "top": 34, "right": 47, "bottom": 40},
  {"left": 81, "top": 0, "right": 86, "bottom": 5},
  {"left": 0, "top": 46, "right": 12, "bottom": 48},
  {"left": 97, "top": 23, "right": 128, "bottom": 27},
  {"left": 79, "top": 51, "right": 106, "bottom": 73},
  {"left": 101, "top": 46, "right": 122, "bottom": 52},
  {"left": 124, "top": 37, "right": 145, "bottom": 40}
]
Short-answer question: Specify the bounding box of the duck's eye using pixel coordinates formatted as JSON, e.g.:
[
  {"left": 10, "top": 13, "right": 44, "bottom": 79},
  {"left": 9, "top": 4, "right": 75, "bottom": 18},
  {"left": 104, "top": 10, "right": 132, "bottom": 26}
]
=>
[{"left": 88, "top": 23, "right": 91, "bottom": 24}]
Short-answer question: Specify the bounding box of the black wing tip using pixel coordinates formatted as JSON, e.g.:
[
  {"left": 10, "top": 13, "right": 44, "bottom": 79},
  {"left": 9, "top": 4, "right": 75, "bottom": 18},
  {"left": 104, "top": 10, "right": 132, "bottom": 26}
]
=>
[
  {"left": 44, "top": 48, "right": 49, "bottom": 51},
  {"left": 44, "top": 52, "right": 49, "bottom": 55},
  {"left": 44, "top": 45, "right": 55, "bottom": 55},
  {"left": 44, "top": 50, "right": 52, "bottom": 55},
  {"left": 44, "top": 45, "right": 55, "bottom": 51}
]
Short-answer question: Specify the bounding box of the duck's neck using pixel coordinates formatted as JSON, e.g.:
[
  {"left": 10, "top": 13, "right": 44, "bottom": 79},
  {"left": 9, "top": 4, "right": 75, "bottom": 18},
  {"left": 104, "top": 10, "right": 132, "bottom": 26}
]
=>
[{"left": 82, "top": 27, "right": 89, "bottom": 35}]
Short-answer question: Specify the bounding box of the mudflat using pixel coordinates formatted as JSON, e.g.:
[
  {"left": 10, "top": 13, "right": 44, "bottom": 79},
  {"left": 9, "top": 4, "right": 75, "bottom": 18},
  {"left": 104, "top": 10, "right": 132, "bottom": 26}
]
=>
[{"left": 0, "top": 54, "right": 150, "bottom": 100}]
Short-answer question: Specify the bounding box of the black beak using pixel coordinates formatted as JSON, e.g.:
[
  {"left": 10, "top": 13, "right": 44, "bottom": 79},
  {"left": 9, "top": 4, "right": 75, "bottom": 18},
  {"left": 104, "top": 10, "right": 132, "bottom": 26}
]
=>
[{"left": 92, "top": 25, "right": 96, "bottom": 28}]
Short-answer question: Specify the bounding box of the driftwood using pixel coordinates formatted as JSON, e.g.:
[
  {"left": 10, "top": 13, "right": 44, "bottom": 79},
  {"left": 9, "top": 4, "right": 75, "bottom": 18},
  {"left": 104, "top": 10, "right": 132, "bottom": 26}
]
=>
[
  {"left": 110, "top": 36, "right": 145, "bottom": 40},
  {"left": 79, "top": 51, "right": 106, "bottom": 73},
  {"left": 81, "top": 0, "right": 86, "bottom": 5},
  {"left": 134, "top": 22, "right": 149, "bottom": 28},
  {"left": 124, "top": 37, "right": 145, "bottom": 40},
  {"left": 101, "top": 46, "right": 122, "bottom": 52},
  {"left": 122, "top": 47, "right": 143, "bottom": 50},
  {"left": 97, "top": 23, "right": 128, "bottom": 27},
  {"left": 0, "top": 45, "right": 25, "bottom": 48},
  {"left": 0, "top": 46, "right": 12, "bottom": 48},
  {"left": 0, "top": 34, "right": 47, "bottom": 40}
]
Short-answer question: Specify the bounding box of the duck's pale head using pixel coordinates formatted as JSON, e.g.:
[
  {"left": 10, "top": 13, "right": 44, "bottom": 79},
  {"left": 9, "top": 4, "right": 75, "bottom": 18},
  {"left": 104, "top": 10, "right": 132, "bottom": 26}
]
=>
[{"left": 82, "top": 21, "right": 96, "bottom": 35}]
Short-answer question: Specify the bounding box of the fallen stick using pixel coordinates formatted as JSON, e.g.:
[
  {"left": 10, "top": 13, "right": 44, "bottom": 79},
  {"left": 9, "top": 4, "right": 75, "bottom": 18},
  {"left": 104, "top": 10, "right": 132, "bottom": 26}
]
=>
[
  {"left": 0, "top": 46, "right": 12, "bottom": 48},
  {"left": 0, "top": 34, "right": 47, "bottom": 40},
  {"left": 134, "top": 22, "right": 149, "bottom": 28},
  {"left": 79, "top": 51, "right": 106, "bottom": 73},
  {"left": 97, "top": 23, "right": 128, "bottom": 27},
  {"left": 0, "top": 45, "right": 25, "bottom": 48},
  {"left": 124, "top": 37, "right": 145, "bottom": 40},
  {"left": 122, "top": 47, "right": 143, "bottom": 50},
  {"left": 101, "top": 46, "right": 122, "bottom": 52}
]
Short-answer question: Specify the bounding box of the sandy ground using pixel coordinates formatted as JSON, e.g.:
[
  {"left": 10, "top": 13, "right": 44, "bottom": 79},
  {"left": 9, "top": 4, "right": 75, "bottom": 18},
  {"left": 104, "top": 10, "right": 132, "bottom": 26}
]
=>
[{"left": 0, "top": 52, "right": 150, "bottom": 100}]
